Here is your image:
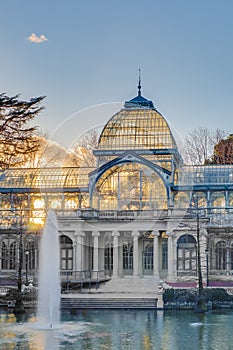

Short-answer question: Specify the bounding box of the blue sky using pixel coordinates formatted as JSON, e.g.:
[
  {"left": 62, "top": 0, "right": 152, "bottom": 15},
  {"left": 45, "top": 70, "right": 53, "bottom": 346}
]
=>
[{"left": 1, "top": 0, "right": 233, "bottom": 148}]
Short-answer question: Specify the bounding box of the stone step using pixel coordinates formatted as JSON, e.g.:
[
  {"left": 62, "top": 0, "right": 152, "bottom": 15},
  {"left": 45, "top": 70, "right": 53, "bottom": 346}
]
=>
[
  {"left": 61, "top": 297, "right": 158, "bottom": 309},
  {"left": 100, "top": 276, "right": 160, "bottom": 294}
]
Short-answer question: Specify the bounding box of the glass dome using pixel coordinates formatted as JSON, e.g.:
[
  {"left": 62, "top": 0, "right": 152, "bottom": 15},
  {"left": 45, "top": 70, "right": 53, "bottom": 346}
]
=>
[{"left": 97, "top": 100, "right": 177, "bottom": 152}]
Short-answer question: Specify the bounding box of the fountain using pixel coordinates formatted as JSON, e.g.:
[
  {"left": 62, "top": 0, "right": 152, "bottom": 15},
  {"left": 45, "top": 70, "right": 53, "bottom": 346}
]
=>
[{"left": 37, "top": 210, "right": 60, "bottom": 329}]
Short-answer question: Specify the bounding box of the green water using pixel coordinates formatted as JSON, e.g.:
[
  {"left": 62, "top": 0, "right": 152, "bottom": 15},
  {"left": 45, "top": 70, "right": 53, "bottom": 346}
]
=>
[{"left": 0, "top": 308, "right": 233, "bottom": 349}]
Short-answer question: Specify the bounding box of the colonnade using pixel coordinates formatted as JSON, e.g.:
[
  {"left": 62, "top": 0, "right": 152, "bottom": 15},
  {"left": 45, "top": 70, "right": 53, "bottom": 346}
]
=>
[{"left": 71, "top": 229, "right": 175, "bottom": 280}]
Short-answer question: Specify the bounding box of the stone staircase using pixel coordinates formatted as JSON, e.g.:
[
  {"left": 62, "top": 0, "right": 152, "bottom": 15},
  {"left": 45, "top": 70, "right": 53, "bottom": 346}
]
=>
[
  {"left": 61, "top": 296, "right": 158, "bottom": 309},
  {"left": 99, "top": 275, "right": 160, "bottom": 294},
  {"left": 61, "top": 276, "right": 164, "bottom": 309}
]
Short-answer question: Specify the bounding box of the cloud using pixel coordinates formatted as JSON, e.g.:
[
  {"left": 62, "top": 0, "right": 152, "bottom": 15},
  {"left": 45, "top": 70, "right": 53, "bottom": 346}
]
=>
[{"left": 27, "top": 33, "right": 48, "bottom": 44}]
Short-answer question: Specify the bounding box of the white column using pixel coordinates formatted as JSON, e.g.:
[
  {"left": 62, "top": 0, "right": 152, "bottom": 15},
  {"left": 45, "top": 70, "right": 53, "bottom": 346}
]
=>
[
  {"left": 92, "top": 231, "right": 100, "bottom": 272},
  {"left": 167, "top": 233, "right": 174, "bottom": 280},
  {"left": 200, "top": 229, "right": 208, "bottom": 278},
  {"left": 74, "top": 231, "right": 85, "bottom": 271},
  {"left": 112, "top": 231, "right": 120, "bottom": 277},
  {"left": 132, "top": 231, "right": 140, "bottom": 276},
  {"left": 118, "top": 235, "right": 123, "bottom": 277},
  {"left": 73, "top": 241, "right": 77, "bottom": 271},
  {"left": 99, "top": 234, "right": 105, "bottom": 272},
  {"left": 152, "top": 232, "right": 159, "bottom": 277}
]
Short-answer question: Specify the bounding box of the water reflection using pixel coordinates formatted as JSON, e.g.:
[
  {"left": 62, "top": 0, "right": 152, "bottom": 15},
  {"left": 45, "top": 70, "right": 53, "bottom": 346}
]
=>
[
  {"left": 29, "top": 329, "right": 59, "bottom": 350},
  {"left": 1, "top": 309, "right": 233, "bottom": 349}
]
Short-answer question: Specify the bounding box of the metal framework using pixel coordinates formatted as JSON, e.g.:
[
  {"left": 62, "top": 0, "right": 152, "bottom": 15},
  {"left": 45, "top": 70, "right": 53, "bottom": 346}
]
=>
[
  {"left": 98, "top": 108, "right": 177, "bottom": 151},
  {"left": 0, "top": 167, "right": 94, "bottom": 190}
]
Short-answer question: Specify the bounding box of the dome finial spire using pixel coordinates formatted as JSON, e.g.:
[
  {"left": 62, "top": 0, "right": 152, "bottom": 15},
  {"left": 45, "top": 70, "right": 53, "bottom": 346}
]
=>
[{"left": 138, "top": 68, "right": 141, "bottom": 96}]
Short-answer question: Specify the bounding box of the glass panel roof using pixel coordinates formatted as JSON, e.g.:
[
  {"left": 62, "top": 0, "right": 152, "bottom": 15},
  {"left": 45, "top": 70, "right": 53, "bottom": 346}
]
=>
[
  {"left": 98, "top": 108, "right": 177, "bottom": 151},
  {"left": 175, "top": 165, "right": 233, "bottom": 186},
  {"left": 0, "top": 167, "right": 95, "bottom": 189}
]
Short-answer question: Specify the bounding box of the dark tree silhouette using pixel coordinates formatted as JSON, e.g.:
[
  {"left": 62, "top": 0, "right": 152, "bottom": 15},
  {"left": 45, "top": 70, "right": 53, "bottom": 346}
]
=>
[{"left": 0, "top": 93, "right": 45, "bottom": 169}]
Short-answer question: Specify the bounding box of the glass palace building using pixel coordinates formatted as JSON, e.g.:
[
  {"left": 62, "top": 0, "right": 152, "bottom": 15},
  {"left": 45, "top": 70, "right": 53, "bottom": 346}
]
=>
[{"left": 1, "top": 85, "right": 233, "bottom": 289}]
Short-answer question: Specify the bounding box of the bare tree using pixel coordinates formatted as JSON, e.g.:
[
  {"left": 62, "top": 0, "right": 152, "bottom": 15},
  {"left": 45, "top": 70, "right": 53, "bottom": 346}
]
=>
[
  {"left": 0, "top": 93, "right": 45, "bottom": 169},
  {"left": 24, "top": 134, "right": 80, "bottom": 168},
  {"left": 71, "top": 129, "right": 99, "bottom": 167},
  {"left": 182, "top": 127, "right": 226, "bottom": 165}
]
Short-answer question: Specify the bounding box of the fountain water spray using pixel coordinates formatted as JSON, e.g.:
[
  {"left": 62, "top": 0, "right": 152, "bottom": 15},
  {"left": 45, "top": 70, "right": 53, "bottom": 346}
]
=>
[{"left": 37, "top": 210, "right": 60, "bottom": 329}]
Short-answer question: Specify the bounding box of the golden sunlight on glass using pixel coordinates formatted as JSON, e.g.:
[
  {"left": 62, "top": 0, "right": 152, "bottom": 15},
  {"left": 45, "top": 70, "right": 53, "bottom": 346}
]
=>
[
  {"left": 33, "top": 198, "right": 45, "bottom": 209},
  {"left": 65, "top": 199, "right": 78, "bottom": 209}
]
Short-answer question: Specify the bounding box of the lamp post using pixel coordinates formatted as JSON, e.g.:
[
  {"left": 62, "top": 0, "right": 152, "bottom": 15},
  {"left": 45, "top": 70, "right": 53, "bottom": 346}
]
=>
[
  {"left": 17, "top": 218, "right": 23, "bottom": 296},
  {"left": 194, "top": 201, "right": 207, "bottom": 312},
  {"left": 205, "top": 248, "right": 209, "bottom": 287},
  {"left": 25, "top": 250, "right": 29, "bottom": 285},
  {"left": 196, "top": 210, "right": 203, "bottom": 296},
  {"left": 14, "top": 215, "right": 25, "bottom": 314}
]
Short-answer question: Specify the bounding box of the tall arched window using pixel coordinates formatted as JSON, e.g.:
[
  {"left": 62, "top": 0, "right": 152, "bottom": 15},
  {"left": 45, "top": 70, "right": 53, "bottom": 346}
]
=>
[
  {"left": 143, "top": 243, "right": 153, "bottom": 270},
  {"left": 24, "top": 241, "right": 36, "bottom": 270},
  {"left": 1, "top": 240, "right": 16, "bottom": 270},
  {"left": 177, "top": 234, "right": 197, "bottom": 271},
  {"left": 60, "top": 235, "right": 73, "bottom": 270},
  {"left": 104, "top": 243, "right": 113, "bottom": 270},
  {"left": 1, "top": 241, "right": 8, "bottom": 269},
  {"left": 9, "top": 242, "right": 16, "bottom": 270},
  {"left": 123, "top": 243, "right": 133, "bottom": 271},
  {"left": 216, "top": 241, "right": 227, "bottom": 270}
]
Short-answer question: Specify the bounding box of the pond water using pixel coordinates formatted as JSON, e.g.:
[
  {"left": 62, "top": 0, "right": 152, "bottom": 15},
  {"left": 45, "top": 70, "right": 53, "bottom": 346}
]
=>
[{"left": 0, "top": 308, "right": 233, "bottom": 349}]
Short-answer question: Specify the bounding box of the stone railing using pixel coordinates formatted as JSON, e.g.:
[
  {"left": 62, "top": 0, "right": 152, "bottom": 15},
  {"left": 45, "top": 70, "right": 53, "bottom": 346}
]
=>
[
  {"left": 60, "top": 269, "right": 111, "bottom": 282},
  {"left": 59, "top": 209, "right": 169, "bottom": 220},
  {"left": 98, "top": 210, "right": 166, "bottom": 219},
  {"left": 208, "top": 212, "right": 233, "bottom": 227},
  {"left": 55, "top": 208, "right": 233, "bottom": 226}
]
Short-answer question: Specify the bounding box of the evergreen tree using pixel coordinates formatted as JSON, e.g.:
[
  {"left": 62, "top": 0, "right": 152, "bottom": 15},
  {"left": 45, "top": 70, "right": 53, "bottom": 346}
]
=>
[{"left": 0, "top": 93, "right": 45, "bottom": 169}]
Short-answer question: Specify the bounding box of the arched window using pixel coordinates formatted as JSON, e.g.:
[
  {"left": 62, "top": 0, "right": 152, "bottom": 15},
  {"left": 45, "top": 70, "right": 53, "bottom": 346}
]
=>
[
  {"left": 177, "top": 234, "right": 197, "bottom": 271},
  {"left": 9, "top": 242, "right": 16, "bottom": 270},
  {"left": 162, "top": 236, "right": 168, "bottom": 270},
  {"left": 143, "top": 244, "right": 153, "bottom": 270},
  {"left": 1, "top": 241, "right": 8, "bottom": 270},
  {"left": 24, "top": 241, "right": 36, "bottom": 270},
  {"left": 60, "top": 235, "right": 73, "bottom": 270},
  {"left": 216, "top": 241, "right": 227, "bottom": 270},
  {"left": 1, "top": 240, "right": 16, "bottom": 270},
  {"left": 123, "top": 243, "right": 133, "bottom": 270},
  {"left": 104, "top": 243, "right": 113, "bottom": 270}
]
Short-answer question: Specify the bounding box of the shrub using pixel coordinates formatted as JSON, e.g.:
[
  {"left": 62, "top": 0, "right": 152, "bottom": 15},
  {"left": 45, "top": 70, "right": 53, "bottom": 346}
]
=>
[
  {"left": 163, "top": 288, "right": 197, "bottom": 303},
  {"left": 202, "top": 288, "right": 233, "bottom": 302},
  {"left": 163, "top": 288, "right": 233, "bottom": 304}
]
